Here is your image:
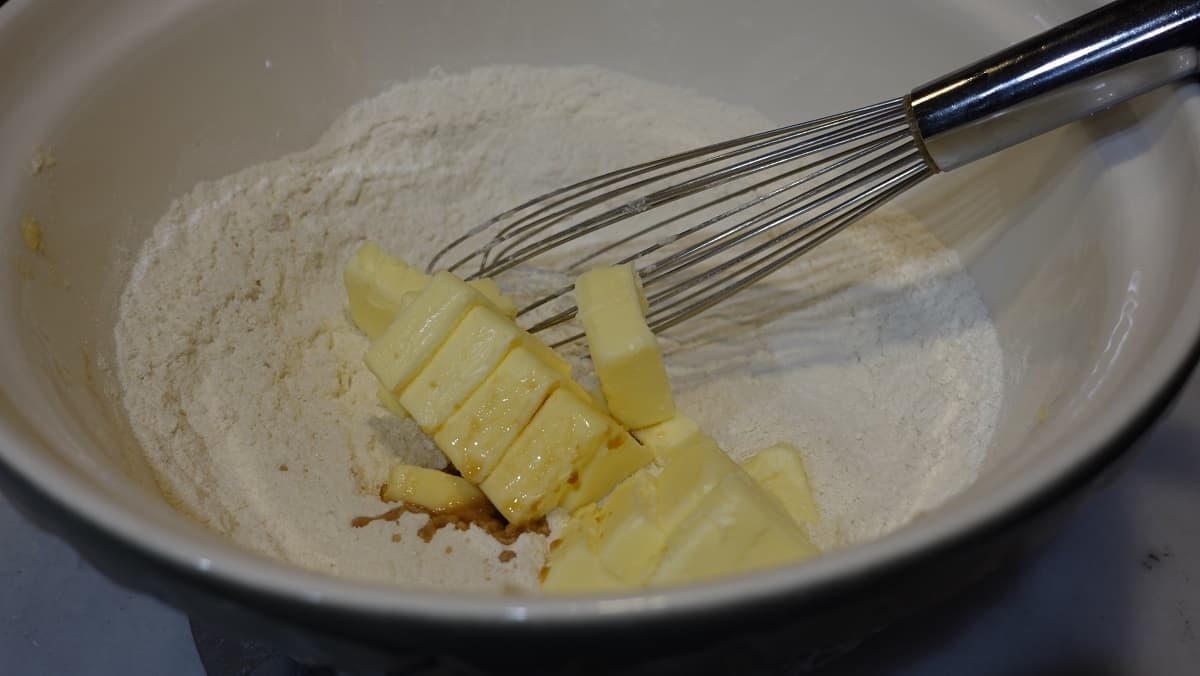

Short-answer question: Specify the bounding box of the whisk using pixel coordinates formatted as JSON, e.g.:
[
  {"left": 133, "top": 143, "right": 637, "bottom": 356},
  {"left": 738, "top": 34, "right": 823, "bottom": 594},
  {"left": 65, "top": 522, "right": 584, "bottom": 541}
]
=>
[{"left": 429, "top": 0, "right": 1200, "bottom": 341}]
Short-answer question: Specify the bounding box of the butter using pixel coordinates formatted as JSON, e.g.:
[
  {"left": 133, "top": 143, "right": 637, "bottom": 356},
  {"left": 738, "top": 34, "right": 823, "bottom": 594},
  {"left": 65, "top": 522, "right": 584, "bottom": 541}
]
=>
[
  {"left": 366, "top": 271, "right": 487, "bottom": 392},
  {"left": 399, "top": 305, "right": 522, "bottom": 432},
  {"left": 649, "top": 473, "right": 814, "bottom": 586},
  {"left": 741, "top": 443, "right": 820, "bottom": 528},
  {"left": 479, "top": 388, "right": 610, "bottom": 524},
  {"left": 740, "top": 521, "right": 819, "bottom": 572},
  {"left": 21, "top": 215, "right": 43, "bottom": 253},
  {"left": 652, "top": 431, "right": 737, "bottom": 533},
  {"left": 381, "top": 463, "right": 487, "bottom": 512},
  {"left": 576, "top": 264, "right": 675, "bottom": 429},
  {"left": 465, "top": 277, "right": 517, "bottom": 317},
  {"left": 594, "top": 471, "right": 666, "bottom": 584},
  {"left": 632, "top": 414, "right": 701, "bottom": 462},
  {"left": 345, "top": 242, "right": 517, "bottom": 339},
  {"left": 344, "top": 242, "right": 431, "bottom": 339},
  {"left": 349, "top": 251, "right": 820, "bottom": 591},
  {"left": 433, "top": 346, "right": 563, "bottom": 482},
  {"left": 541, "top": 504, "right": 626, "bottom": 593},
  {"left": 544, "top": 429, "right": 817, "bottom": 591},
  {"left": 376, "top": 386, "right": 409, "bottom": 419},
  {"left": 524, "top": 335, "right": 574, "bottom": 379},
  {"left": 586, "top": 385, "right": 609, "bottom": 414},
  {"left": 559, "top": 430, "right": 652, "bottom": 511}
]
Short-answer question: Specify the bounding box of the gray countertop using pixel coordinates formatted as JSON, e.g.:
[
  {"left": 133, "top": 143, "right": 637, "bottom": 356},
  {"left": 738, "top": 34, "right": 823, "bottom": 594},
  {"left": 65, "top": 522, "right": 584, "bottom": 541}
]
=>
[{"left": 3, "top": 370, "right": 1199, "bottom": 675}]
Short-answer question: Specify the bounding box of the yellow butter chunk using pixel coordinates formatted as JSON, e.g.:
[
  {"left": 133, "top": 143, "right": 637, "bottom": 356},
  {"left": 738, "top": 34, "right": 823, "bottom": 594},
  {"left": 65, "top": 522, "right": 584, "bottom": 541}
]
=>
[
  {"left": 740, "top": 521, "right": 819, "bottom": 572},
  {"left": 479, "top": 388, "right": 610, "bottom": 524},
  {"left": 345, "top": 242, "right": 517, "bottom": 339},
  {"left": 381, "top": 464, "right": 487, "bottom": 512},
  {"left": 632, "top": 415, "right": 701, "bottom": 462},
  {"left": 559, "top": 430, "right": 652, "bottom": 511},
  {"left": 741, "top": 443, "right": 820, "bottom": 528},
  {"left": 365, "top": 271, "right": 487, "bottom": 392},
  {"left": 633, "top": 416, "right": 725, "bottom": 531},
  {"left": 649, "top": 474, "right": 813, "bottom": 586},
  {"left": 345, "top": 242, "right": 431, "bottom": 339},
  {"left": 586, "top": 385, "right": 609, "bottom": 414},
  {"left": 20, "top": 216, "right": 42, "bottom": 253},
  {"left": 653, "top": 432, "right": 738, "bottom": 533},
  {"left": 433, "top": 346, "right": 563, "bottom": 482},
  {"left": 470, "top": 282, "right": 517, "bottom": 318},
  {"left": 576, "top": 264, "right": 675, "bottom": 429},
  {"left": 541, "top": 504, "right": 626, "bottom": 594},
  {"left": 543, "top": 428, "right": 817, "bottom": 592},
  {"left": 594, "top": 471, "right": 667, "bottom": 584},
  {"left": 400, "top": 305, "right": 522, "bottom": 432},
  {"left": 376, "top": 386, "right": 409, "bottom": 419},
  {"left": 466, "top": 277, "right": 517, "bottom": 318},
  {"left": 524, "top": 335, "right": 574, "bottom": 379}
]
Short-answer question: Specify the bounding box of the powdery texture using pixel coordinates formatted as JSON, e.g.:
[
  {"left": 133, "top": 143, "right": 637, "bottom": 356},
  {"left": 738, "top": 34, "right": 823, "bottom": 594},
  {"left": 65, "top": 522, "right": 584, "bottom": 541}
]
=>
[{"left": 115, "top": 65, "right": 1003, "bottom": 590}]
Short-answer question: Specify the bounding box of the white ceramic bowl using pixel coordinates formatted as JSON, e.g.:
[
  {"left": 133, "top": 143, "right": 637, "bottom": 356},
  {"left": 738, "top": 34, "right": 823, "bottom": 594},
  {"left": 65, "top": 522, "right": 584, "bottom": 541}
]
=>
[{"left": 2, "top": 0, "right": 1198, "bottom": 671}]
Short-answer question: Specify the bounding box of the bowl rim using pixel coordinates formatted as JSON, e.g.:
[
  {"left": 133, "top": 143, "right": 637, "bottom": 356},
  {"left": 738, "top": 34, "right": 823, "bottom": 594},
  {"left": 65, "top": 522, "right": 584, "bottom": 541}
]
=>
[{"left": 2, "top": 0, "right": 1200, "bottom": 633}]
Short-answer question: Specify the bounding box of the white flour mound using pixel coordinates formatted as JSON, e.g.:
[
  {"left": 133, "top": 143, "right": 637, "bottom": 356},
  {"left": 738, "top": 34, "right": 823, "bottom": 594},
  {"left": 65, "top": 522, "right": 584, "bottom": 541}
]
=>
[{"left": 115, "top": 65, "right": 1004, "bottom": 592}]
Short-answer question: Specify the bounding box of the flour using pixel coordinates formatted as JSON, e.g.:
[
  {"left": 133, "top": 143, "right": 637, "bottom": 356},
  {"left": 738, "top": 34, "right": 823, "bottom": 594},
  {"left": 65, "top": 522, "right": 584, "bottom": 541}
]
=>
[{"left": 115, "top": 65, "right": 1004, "bottom": 591}]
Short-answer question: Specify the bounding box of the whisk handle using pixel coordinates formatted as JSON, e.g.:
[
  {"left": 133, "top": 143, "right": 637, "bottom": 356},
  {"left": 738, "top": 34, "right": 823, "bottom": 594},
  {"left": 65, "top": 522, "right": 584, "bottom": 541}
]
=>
[{"left": 910, "top": 0, "right": 1200, "bottom": 171}]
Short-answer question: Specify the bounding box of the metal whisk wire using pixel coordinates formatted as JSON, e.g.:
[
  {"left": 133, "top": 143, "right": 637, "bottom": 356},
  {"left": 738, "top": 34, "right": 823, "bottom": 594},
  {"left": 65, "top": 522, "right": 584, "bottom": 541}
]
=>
[
  {"left": 518, "top": 126, "right": 916, "bottom": 321},
  {"left": 426, "top": 99, "right": 904, "bottom": 276},
  {"left": 541, "top": 139, "right": 932, "bottom": 346},
  {"left": 479, "top": 103, "right": 909, "bottom": 277},
  {"left": 428, "top": 98, "right": 932, "bottom": 341}
]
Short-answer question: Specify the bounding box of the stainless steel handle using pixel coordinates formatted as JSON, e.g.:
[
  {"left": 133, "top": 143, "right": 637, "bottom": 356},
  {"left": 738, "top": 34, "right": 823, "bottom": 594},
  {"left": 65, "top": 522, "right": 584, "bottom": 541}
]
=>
[{"left": 910, "top": 0, "right": 1200, "bottom": 171}]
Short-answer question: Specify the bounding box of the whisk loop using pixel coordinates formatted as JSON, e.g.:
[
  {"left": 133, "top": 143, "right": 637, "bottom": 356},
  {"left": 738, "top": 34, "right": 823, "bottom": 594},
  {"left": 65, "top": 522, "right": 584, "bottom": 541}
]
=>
[{"left": 428, "top": 98, "right": 933, "bottom": 342}]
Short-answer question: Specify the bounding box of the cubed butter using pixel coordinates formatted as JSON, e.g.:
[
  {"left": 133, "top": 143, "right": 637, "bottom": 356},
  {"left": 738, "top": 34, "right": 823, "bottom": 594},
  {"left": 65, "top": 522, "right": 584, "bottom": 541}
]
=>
[
  {"left": 541, "top": 504, "right": 626, "bottom": 593},
  {"left": 345, "top": 242, "right": 517, "bottom": 338},
  {"left": 576, "top": 264, "right": 675, "bottom": 429},
  {"left": 541, "top": 429, "right": 817, "bottom": 592},
  {"left": 649, "top": 473, "right": 811, "bottom": 586},
  {"left": 479, "top": 388, "right": 610, "bottom": 524},
  {"left": 399, "top": 305, "right": 522, "bottom": 432},
  {"left": 739, "top": 521, "right": 819, "bottom": 572},
  {"left": 632, "top": 415, "right": 701, "bottom": 462},
  {"left": 559, "top": 430, "right": 652, "bottom": 511},
  {"left": 381, "top": 464, "right": 488, "bottom": 512},
  {"left": 741, "top": 443, "right": 820, "bottom": 528},
  {"left": 376, "top": 385, "right": 409, "bottom": 419},
  {"left": 344, "top": 243, "right": 431, "bottom": 339},
  {"left": 594, "top": 471, "right": 667, "bottom": 584},
  {"left": 653, "top": 432, "right": 739, "bottom": 533},
  {"left": 586, "top": 385, "right": 609, "bottom": 414},
  {"left": 524, "top": 335, "right": 574, "bottom": 379},
  {"left": 433, "top": 346, "right": 563, "bottom": 482},
  {"left": 466, "top": 277, "right": 517, "bottom": 318},
  {"left": 365, "top": 271, "right": 486, "bottom": 392}
]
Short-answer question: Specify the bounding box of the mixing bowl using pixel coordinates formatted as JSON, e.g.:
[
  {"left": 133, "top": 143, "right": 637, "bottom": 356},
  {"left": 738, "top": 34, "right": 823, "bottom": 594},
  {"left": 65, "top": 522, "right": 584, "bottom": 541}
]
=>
[{"left": 2, "top": 0, "right": 1198, "bottom": 672}]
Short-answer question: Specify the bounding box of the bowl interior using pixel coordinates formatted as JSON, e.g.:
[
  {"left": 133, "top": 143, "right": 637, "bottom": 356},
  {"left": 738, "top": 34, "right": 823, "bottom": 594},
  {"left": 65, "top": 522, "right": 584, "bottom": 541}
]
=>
[{"left": 1, "top": 0, "right": 1198, "bottom": 610}]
